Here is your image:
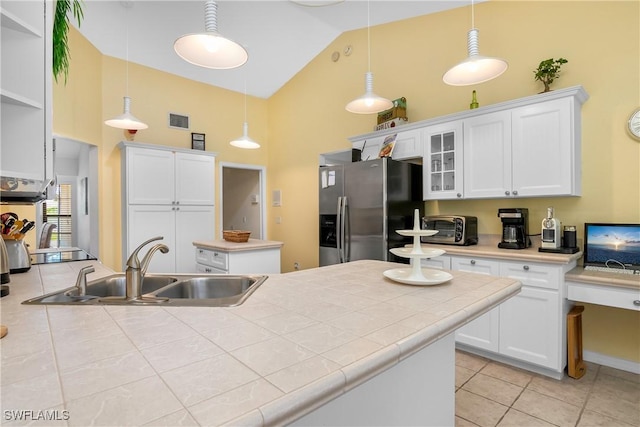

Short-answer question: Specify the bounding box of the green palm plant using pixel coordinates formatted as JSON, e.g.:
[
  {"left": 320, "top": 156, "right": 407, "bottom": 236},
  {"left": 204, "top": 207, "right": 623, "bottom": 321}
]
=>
[
  {"left": 53, "top": 0, "right": 84, "bottom": 84},
  {"left": 533, "top": 58, "right": 568, "bottom": 93}
]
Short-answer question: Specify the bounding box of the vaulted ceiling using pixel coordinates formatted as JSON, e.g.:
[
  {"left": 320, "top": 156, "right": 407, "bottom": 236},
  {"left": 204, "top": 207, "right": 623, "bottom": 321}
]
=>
[{"left": 75, "top": 1, "right": 469, "bottom": 98}]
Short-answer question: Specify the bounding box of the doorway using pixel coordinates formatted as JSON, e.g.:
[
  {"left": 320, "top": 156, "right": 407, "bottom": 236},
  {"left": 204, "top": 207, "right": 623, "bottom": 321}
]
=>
[
  {"left": 219, "top": 162, "right": 266, "bottom": 240},
  {"left": 37, "top": 136, "right": 99, "bottom": 256}
]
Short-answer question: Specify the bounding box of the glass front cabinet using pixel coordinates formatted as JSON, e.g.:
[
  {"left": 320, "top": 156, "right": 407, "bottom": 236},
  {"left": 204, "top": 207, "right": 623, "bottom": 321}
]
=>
[{"left": 423, "top": 121, "right": 463, "bottom": 200}]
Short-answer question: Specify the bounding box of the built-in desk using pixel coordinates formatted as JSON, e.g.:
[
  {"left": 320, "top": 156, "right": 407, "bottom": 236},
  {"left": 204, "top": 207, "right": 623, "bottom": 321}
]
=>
[{"left": 565, "top": 267, "right": 640, "bottom": 311}]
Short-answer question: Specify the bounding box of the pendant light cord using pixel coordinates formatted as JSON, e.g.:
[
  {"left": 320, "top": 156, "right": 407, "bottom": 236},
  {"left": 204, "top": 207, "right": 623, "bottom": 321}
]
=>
[
  {"left": 125, "top": 5, "right": 129, "bottom": 96},
  {"left": 366, "top": 0, "right": 371, "bottom": 72},
  {"left": 243, "top": 79, "right": 247, "bottom": 122},
  {"left": 471, "top": 0, "right": 475, "bottom": 29}
]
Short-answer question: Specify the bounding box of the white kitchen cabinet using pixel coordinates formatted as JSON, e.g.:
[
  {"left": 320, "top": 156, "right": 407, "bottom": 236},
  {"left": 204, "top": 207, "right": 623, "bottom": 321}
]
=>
[
  {"left": 451, "top": 257, "right": 501, "bottom": 352},
  {"left": 463, "top": 111, "right": 512, "bottom": 199},
  {"left": 120, "top": 142, "right": 216, "bottom": 273},
  {"left": 498, "top": 260, "right": 564, "bottom": 370},
  {"left": 350, "top": 128, "right": 423, "bottom": 162},
  {"left": 420, "top": 255, "right": 451, "bottom": 270},
  {"left": 1, "top": 1, "right": 53, "bottom": 181},
  {"left": 422, "top": 121, "right": 464, "bottom": 200},
  {"left": 125, "top": 146, "right": 215, "bottom": 205},
  {"left": 511, "top": 97, "right": 580, "bottom": 197},
  {"left": 195, "top": 244, "right": 281, "bottom": 274},
  {"left": 347, "top": 86, "right": 587, "bottom": 201},
  {"left": 444, "top": 254, "right": 574, "bottom": 377},
  {"left": 464, "top": 97, "right": 582, "bottom": 198}
]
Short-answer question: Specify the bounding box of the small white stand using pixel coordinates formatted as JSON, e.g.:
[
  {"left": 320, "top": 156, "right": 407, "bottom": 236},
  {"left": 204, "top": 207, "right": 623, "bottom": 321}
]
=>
[{"left": 383, "top": 209, "right": 453, "bottom": 286}]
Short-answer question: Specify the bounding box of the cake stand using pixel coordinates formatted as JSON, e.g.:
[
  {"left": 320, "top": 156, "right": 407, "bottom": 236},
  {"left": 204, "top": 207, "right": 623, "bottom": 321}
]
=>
[{"left": 383, "top": 209, "right": 453, "bottom": 286}]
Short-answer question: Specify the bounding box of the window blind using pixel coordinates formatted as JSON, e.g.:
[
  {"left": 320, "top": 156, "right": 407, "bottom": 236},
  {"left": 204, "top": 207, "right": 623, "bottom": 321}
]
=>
[{"left": 42, "top": 183, "right": 72, "bottom": 247}]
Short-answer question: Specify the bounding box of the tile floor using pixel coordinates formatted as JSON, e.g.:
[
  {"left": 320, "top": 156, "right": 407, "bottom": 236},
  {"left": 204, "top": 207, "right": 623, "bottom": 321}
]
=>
[{"left": 455, "top": 350, "right": 640, "bottom": 427}]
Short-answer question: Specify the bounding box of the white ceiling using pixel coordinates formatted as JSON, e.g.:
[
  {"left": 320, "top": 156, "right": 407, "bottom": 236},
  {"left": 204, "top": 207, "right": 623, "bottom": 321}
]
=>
[{"left": 75, "top": 0, "right": 469, "bottom": 98}]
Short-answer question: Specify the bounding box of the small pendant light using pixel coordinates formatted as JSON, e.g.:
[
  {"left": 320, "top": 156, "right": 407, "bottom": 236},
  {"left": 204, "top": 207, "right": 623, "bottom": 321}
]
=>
[
  {"left": 443, "top": 0, "right": 508, "bottom": 86},
  {"left": 104, "top": 3, "right": 148, "bottom": 130},
  {"left": 230, "top": 82, "right": 260, "bottom": 149},
  {"left": 345, "top": 0, "right": 393, "bottom": 114},
  {"left": 174, "top": 0, "right": 248, "bottom": 70}
]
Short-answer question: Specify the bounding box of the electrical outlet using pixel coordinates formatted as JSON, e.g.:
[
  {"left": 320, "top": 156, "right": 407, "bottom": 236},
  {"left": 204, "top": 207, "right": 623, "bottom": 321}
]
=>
[
  {"left": 275, "top": 217, "right": 282, "bottom": 224},
  {"left": 294, "top": 262, "right": 300, "bottom": 270}
]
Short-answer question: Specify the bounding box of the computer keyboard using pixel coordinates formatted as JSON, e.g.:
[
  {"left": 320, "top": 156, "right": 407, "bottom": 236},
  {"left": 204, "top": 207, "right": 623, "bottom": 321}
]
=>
[{"left": 584, "top": 266, "right": 639, "bottom": 275}]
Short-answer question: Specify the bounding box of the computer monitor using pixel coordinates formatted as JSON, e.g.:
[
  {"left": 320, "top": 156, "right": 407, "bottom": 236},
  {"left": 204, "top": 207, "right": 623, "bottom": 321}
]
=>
[{"left": 583, "top": 223, "right": 640, "bottom": 272}]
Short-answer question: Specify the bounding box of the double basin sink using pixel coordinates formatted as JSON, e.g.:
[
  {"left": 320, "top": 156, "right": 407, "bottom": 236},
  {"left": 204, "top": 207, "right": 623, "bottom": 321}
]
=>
[{"left": 22, "top": 273, "right": 268, "bottom": 307}]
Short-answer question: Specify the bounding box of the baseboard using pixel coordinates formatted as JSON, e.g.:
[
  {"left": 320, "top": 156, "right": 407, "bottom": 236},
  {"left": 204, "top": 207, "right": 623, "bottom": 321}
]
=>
[{"left": 583, "top": 350, "right": 640, "bottom": 374}]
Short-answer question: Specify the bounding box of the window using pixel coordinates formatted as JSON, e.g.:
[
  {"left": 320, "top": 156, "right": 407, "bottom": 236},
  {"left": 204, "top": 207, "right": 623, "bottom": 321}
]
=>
[{"left": 42, "top": 183, "right": 72, "bottom": 247}]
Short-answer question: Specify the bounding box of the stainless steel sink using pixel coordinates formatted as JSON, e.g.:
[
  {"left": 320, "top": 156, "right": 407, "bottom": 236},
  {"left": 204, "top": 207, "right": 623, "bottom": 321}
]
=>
[
  {"left": 22, "top": 273, "right": 267, "bottom": 307},
  {"left": 153, "top": 276, "right": 261, "bottom": 306}
]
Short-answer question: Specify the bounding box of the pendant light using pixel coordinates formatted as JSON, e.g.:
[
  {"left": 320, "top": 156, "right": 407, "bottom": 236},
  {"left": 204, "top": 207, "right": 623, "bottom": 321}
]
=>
[
  {"left": 442, "top": 0, "right": 508, "bottom": 86},
  {"left": 104, "top": 3, "right": 148, "bottom": 130},
  {"left": 174, "top": 0, "right": 248, "bottom": 70},
  {"left": 230, "top": 82, "right": 260, "bottom": 149},
  {"left": 345, "top": 0, "right": 393, "bottom": 114}
]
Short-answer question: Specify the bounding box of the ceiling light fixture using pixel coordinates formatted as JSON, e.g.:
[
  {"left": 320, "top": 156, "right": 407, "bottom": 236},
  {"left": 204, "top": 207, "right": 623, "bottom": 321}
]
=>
[
  {"left": 345, "top": 0, "right": 393, "bottom": 114},
  {"left": 230, "top": 82, "right": 260, "bottom": 149},
  {"left": 174, "top": 0, "right": 248, "bottom": 70},
  {"left": 442, "top": 0, "right": 508, "bottom": 86},
  {"left": 104, "top": 2, "right": 148, "bottom": 130}
]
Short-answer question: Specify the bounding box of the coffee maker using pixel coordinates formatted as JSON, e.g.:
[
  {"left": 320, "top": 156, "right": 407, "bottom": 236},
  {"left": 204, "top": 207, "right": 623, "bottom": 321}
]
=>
[{"left": 498, "top": 208, "right": 531, "bottom": 249}]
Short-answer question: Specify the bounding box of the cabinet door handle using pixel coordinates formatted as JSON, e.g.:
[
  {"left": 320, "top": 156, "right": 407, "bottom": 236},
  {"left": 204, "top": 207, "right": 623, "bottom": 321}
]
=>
[
  {"left": 512, "top": 190, "right": 519, "bottom": 196},
  {"left": 176, "top": 201, "right": 180, "bottom": 205},
  {"left": 205, "top": 267, "right": 212, "bottom": 273},
  {"left": 457, "top": 193, "right": 462, "bottom": 198},
  {"left": 633, "top": 300, "right": 640, "bottom": 306},
  {"left": 505, "top": 191, "right": 510, "bottom": 196},
  {"left": 470, "top": 260, "right": 476, "bottom": 265},
  {"left": 523, "top": 265, "right": 530, "bottom": 271}
]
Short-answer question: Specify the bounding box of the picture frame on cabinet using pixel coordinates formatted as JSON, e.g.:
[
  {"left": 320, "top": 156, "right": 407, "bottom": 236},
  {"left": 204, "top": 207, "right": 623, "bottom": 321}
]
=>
[
  {"left": 191, "top": 133, "right": 205, "bottom": 151},
  {"left": 378, "top": 133, "right": 397, "bottom": 158}
]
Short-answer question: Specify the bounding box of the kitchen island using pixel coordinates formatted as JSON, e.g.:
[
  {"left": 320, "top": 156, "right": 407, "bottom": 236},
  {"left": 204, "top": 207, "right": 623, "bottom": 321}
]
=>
[{"left": 0, "top": 260, "right": 520, "bottom": 426}]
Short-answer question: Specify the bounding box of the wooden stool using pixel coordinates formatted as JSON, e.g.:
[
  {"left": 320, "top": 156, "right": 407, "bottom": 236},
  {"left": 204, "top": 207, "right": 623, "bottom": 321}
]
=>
[{"left": 567, "top": 305, "right": 586, "bottom": 379}]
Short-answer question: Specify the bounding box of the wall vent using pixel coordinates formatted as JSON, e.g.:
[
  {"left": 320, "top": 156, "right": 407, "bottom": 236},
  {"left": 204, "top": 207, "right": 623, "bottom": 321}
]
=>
[{"left": 168, "top": 112, "right": 190, "bottom": 130}]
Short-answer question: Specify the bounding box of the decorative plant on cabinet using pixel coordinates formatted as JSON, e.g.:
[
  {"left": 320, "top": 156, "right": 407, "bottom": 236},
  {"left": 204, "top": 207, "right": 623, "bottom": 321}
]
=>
[{"left": 533, "top": 58, "right": 568, "bottom": 93}]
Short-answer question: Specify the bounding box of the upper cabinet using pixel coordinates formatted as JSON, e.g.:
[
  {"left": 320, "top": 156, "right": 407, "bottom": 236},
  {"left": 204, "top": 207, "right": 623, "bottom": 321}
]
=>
[
  {"left": 348, "top": 86, "right": 588, "bottom": 201},
  {"left": 423, "top": 121, "right": 463, "bottom": 200},
  {"left": 1, "top": 1, "right": 53, "bottom": 181}
]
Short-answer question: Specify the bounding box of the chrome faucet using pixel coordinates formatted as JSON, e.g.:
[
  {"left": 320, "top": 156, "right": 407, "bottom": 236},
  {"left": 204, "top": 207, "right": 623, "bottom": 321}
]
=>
[
  {"left": 125, "top": 236, "right": 169, "bottom": 301},
  {"left": 74, "top": 265, "right": 95, "bottom": 296}
]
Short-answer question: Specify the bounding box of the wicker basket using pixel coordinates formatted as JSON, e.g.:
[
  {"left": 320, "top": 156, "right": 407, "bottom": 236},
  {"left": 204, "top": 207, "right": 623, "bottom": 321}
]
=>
[{"left": 223, "top": 230, "right": 251, "bottom": 243}]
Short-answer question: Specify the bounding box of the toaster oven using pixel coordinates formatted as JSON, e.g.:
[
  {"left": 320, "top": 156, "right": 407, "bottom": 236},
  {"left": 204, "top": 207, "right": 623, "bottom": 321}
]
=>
[{"left": 421, "top": 215, "right": 478, "bottom": 245}]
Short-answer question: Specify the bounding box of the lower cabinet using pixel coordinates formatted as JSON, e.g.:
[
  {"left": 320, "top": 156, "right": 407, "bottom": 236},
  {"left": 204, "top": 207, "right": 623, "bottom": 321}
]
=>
[
  {"left": 127, "top": 205, "right": 215, "bottom": 274},
  {"left": 422, "top": 253, "right": 574, "bottom": 376},
  {"left": 195, "top": 246, "right": 281, "bottom": 274}
]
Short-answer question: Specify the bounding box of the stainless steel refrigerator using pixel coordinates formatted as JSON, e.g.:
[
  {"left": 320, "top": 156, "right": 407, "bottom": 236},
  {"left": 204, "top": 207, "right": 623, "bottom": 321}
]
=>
[{"left": 319, "top": 157, "right": 423, "bottom": 266}]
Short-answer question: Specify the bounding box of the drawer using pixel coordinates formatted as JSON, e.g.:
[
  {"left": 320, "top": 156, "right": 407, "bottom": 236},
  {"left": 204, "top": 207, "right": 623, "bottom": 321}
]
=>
[
  {"left": 421, "top": 255, "right": 451, "bottom": 270},
  {"left": 567, "top": 281, "right": 640, "bottom": 311},
  {"left": 499, "top": 260, "right": 561, "bottom": 290},
  {"left": 195, "top": 247, "right": 228, "bottom": 270},
  {"left": 196, "top": 263, "right": 227, "bottom": 274},
  {"left": 452, "top": 256, "right": 500, "bottom": 276}
]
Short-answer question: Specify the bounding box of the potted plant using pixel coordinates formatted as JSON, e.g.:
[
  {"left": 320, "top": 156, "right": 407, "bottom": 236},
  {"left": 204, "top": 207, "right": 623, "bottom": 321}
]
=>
[
  {"left": 53, "top": 0, "right": 84, "bottom": 84},
  {"left": 533, "top": 58, "right": 568, "bottom": 93}
]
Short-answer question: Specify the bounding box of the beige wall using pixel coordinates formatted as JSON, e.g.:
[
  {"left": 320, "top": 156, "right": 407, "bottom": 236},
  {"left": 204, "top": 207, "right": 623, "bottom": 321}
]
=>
[{"left": 53, "top": 2, "right": 639, "bottom": 363}]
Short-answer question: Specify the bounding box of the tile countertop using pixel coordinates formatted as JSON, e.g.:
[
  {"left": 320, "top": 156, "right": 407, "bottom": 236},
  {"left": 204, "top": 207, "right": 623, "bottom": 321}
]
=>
[
  {"left": 0, "top": 260, "right": 520, "bottom": 426},
  {"left": 418, "top": 234, "right": 583, "bottom": 265},
  {"left": 193, "top": 238, "right": 284, "bottom": 251},
  {"left": 419, "top": 235, "right": 639, "bottom": 290}
]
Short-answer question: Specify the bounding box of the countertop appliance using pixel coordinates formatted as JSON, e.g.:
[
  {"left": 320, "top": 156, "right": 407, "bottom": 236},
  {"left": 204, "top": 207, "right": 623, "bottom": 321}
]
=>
[
  {"left": 421, "top": 215, "right": 478, "bottom": 246},
  {"left": 319, "top": 158, "right": 422, "bottom": 266},
  {"left": 541, "top": 207, "right": 562, "bottom": 249},
  {"left": 498, "top": 208, "right": 531, "bottom": 249},
  {"left": 4, "top": 238, "right": 31, "bottom": 273}
]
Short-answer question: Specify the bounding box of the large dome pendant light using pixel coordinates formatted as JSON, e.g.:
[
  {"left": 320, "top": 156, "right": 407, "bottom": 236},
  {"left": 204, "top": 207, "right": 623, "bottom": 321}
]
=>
[
  {"left": 105, "top": 3, "right": 148, "bottom": 130},
  {"left": 174, "top": 0, "right": 248, "bottom": 69},
  {"left": 230, "top": 82, "right": 260, "bottom": 149},
  {"left": 345, "top": 0, "right": 393, "bottom": 114},
  {"left": 442, "top": 0, "right": 508, "bottom": 86}
]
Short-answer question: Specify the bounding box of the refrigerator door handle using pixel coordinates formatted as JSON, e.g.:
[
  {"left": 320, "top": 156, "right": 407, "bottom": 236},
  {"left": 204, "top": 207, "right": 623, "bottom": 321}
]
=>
[
  {"left": 336, "top": 197, "right": 343, "bottom": 263},
  {"left": 341, "top": 196, "right": 349, "bottom": 262}
]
